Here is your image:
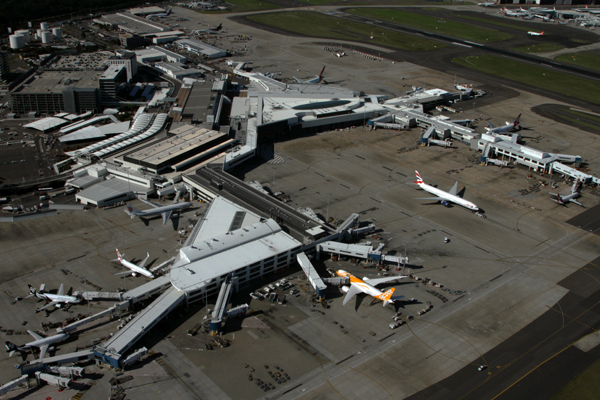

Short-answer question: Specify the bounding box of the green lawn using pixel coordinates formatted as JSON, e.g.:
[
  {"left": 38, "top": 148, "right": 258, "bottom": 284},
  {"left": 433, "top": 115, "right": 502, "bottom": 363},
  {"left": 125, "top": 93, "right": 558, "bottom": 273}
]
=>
[
  {"left": 347, "top": 8, "right": 514, "bottom": 42},
  {"left": 514, "top": 43, "right": 564, "bottom": 53},
  {"left": 551, "top": 356, "right": 600, "bottom": 400},
  {"left": 247, "top": 11, "right": 446, "bottom": 51},
  {"left": 201, "top": 0, "right": 282, "bottom": 13},
  {"left": 454, "top": 14, "right": 530, "bottom": 31},
  {"left": 555, "top": 52, "right": 600, "bottom": 72},
  {"left": 453, "top": 55, "right": 600, "bottom": 105}
]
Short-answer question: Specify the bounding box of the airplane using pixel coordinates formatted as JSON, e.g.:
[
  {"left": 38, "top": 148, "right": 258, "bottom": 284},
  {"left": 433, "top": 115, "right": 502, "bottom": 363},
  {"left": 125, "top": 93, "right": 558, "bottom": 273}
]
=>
[
  {"left": 334, "top": 52, "right": 346, "bottom": 57},
  {"left": 145, "top": 8, "right": 172, "bottom": 19},
  {"left": 336, "top": 270, "right": 406, "bottom": 307},
  {"left": 550, "top": 181, "right": 584, "bottom": 207},
  {"left": 193, "top": 23, "right": 223, "bottom": 35},
  {"left": 454, "top": 75, "right": 473, "bottom": 91},
  {"left": 485, "top": 114, "right": 521, "bottom": 134},
  {"left": 113, "top": 249, "right": 155, "bottom": 279},
  {"left": 26, "top": 284, "right": 81, "bottom": 313},
  {"left": 478, "top": 0, "right": 497, "bottom": 7},
  {"left": 413, "top": 171, "right": 479, "bottom": 211},
  {"left": 573, "top": 4, "right": 590, "bottom": 13},
  {"left": 5, "top": 330, "right": 69, "bottom": 359},
  {"left": 124, "top": 196, "right": 192, "bottom": 225},
  {"left": 293, "top": 66, "right": 326, "bottom": 84},
  {"left": 501, "top": 7, "right": 530, "bottom": 17},
  {"left": 528, "top": 30, "right": 545, "bottom": 36}
]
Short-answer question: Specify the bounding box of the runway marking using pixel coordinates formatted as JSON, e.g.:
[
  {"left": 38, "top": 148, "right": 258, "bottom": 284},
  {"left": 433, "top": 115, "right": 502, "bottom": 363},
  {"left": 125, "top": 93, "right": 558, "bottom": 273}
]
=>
[
  {"left": 535, "top": 238, "right": 550, "bottom": 247},
  {"left": 546, "top": 305, "right": 598, "bottom": 331}
]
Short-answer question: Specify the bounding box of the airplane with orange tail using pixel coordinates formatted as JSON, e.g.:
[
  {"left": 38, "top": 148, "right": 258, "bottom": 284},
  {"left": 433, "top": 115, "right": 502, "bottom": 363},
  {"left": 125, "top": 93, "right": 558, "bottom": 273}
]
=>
[{"left": 336, "top": 270, "right": 406, "bottom": 307}]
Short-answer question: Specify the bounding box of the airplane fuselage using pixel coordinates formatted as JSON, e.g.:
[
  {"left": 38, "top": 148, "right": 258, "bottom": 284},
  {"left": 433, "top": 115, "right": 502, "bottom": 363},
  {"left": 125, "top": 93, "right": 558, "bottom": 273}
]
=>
[
  {"left": 36, "top": 292, "right": 80, "bottom": 305},
  {"left": 22, "top": 333, "right": 69, "bottom": 351},
  {"left": 417, "top": 182, "right": 479, "bottom": 211},
  {"left": 129, "top": 202, "right": 192, "bottom": 218}
]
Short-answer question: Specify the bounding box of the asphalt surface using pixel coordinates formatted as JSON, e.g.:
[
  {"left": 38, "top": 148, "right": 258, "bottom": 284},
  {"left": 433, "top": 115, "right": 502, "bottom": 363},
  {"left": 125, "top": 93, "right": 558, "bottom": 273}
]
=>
[
  {"left": 567, "top": 203, "right": 600, "bottom": 235},
  {"left": 406, "top": 256, "right": 600, "bottom": 400}
]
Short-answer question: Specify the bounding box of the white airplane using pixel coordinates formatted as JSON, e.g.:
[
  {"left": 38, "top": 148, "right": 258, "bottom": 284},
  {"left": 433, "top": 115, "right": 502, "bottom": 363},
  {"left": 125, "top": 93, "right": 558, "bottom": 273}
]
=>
[
  {"left": 485, "top": 114, "right": 521, "bottom": 134},
  {"left": 528, "top": 30, "right": 545, "bottom": 36},
  {"left": 5, "top": 330, "right": 69, "bottom": 359},
  {"left": 336, "top": 270, "right": 406, "bottom": 307},
  {"left": 334, "top": 52, "right": 346, "bottom": 57},
  {"left": 145, "top": 8, "right": 171, "bottom": 19},
  {"left": 414, "top": 171, "right": 479, "bottom": 211},
  {"left": 26, "top": 284, "right": 81, "bottom": 313},
  {"left": 193, "top": 23, "right": 222, "bottom": 35},
  {"left": 293, "top": 66, "right": 326, "bottom": 84},
  {"left": 124, "top": 196, "right": 192, "bottom": 225},
  {"left": 501, "top": 7, "right": 530, "bottom": 17},
  {"left": 113, "top": 249, "right": 155, "bottom": 279},
  {"left": 478, "top": 0, "right": 497, "bottom": 7},
  {"left": 573, "top": 4, "right": 590, "bottom": 13},
  {"left": 550, "top": 181, "right": 583, "bottom": 207}
]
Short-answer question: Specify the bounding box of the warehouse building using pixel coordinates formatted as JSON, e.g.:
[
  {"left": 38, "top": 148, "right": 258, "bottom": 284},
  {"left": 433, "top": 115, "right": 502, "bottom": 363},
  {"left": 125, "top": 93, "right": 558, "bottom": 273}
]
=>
[
  {"left": 135, "top": 46, "right": 187, "bottom": 64},
  {"left": 174, "top": 39, "right": 227, "bottom": 59}
]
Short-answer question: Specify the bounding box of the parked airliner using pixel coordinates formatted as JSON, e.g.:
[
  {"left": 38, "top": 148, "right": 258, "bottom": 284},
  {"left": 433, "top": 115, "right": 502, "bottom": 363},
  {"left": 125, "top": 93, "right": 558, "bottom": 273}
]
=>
[
  {"left": 550, "top": 181, "right": 583, "bottom": 207},
  {"left": 414, "top": 171, "right": 479, "bottom": 211},
  {"left": 113, "top": 249, "right": 155, "bottom": 279},
  {"left": 337, "top": 270, "right": 406, "bottom": 307},
  {"left": 528, "top": 30, "right": 545, "bottom": 36},
  {"left": 124, "top": 196, "right": 192, "bottom": 225},
  {"left": 5, "top": 330, "right": 69, "bottom": 359},
  {"left": 485, "top": 114, "right": 521, "bottom": 134},
  {"left": 26, "top": 284, "right": 81, "bottom": 313},
  {"left": 294, "top": 66, "right": 326, "bottom": 84}
]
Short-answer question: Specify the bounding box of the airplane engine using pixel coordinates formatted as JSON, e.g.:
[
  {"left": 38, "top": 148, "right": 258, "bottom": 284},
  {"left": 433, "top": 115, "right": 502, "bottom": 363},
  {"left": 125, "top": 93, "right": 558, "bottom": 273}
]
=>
[
  {"left": 363, "top": 277, "right": 369, "bottom": 281},
  {"left": 56, "top": 304, "right": 62, "bottom": 308},
  {"left": 132, "top": 272, "right": 137, "bottom": 277},
  {"left": 341, "top": 286, "right": 350, "bottom": 293},
  {"left": 441, "top": 201, "right": 450, "bottom": 207}
]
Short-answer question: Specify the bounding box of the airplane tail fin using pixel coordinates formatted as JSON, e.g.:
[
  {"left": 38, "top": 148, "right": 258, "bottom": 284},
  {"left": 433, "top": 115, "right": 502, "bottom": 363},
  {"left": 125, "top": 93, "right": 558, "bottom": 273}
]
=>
[
  {"left": 414, "top": 170, "right": 424, "bottom": 184},
  {"left": 28, "top": 284, "right": 36, "bottom": 295},
  {"left": 541, "top": 31, "right": 545, "bottom": 35},
  {"left": 514, "top": 113, "right": 522, "bottom": 127},
  {"left": 116, "top": 249, "right": 124, "bottom": 263},
  {"left": 318, "top": 66, "right": 326, "bottom": 83},
  {"left": 124, "top": 204, "right": 140, "bottom": 219},
  {"left": 5, "top": 341, "right": 18, "bottom": 356},
  {"left": 380, "top": 288, "right": 396, "bottom": 307}
]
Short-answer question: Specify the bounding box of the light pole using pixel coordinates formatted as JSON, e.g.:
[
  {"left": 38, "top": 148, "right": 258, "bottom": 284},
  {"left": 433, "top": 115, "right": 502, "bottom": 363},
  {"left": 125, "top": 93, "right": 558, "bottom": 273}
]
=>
[
  {"left": 326, "top": 193, "right": 330, "bottom": 221},
  {"left": 272, "top": 166, "right": 276, "bottom": 193}
]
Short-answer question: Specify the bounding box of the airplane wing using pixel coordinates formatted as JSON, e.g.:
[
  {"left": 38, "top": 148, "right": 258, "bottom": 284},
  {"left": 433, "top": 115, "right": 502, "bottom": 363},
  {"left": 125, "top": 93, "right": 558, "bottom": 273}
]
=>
[
  {"left": 113, "top": 271, "right": 132, "bottom": 276},
  {"left": 448, "top": 181, "right": 459, "bottom": 196},
  {"left": 38, "top": 345, "right": 49, "bottom": 359},
  {"left": 137, "top": 197, "right": 163, "bottom": 208},
  {"left": 414, "top": 197, "right": 445, "bottom": 201},
  {"left": 367, "top": 276, "right": 405, "bottom": 287},
  {"left": 36, "top": 301, "right": 59, "bottom": 312},
  {"left": 570, "top": 199, "right": 584, "bottom": 207},
  {"left": 57, "top": 283, "right": 64, "bottom": 296},
  {"left": 342, "top": 284, "right": 363, "bottom": 306},
  {"left": 162, "top": 210, "right": 173, "bottom": 225},
  {"left": 487, "top": 121, "right": 496, "bottom": 128},
  {"left": 27, "top": 330, "right": 43, "bottom": 341}
]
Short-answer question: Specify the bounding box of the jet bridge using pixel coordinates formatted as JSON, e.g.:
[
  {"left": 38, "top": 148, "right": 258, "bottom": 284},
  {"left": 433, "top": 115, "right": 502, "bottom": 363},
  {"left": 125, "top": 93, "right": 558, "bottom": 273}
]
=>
[
  {"left": 210, "top": 275, "right": 237, "bottom": 332},
  {"left": 297, "top": 252, "right": 327, "bottom": 297},
  {"left": 95, "top": 287, "right": 186, "bottom": 367}
]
